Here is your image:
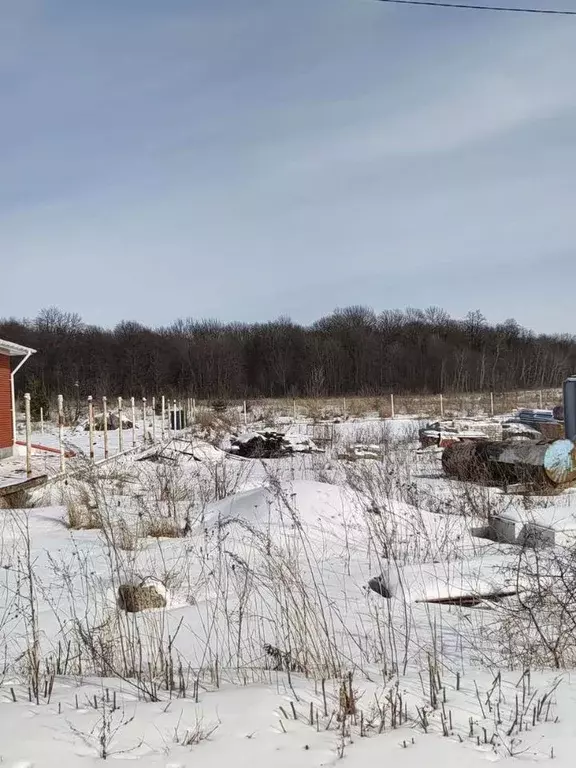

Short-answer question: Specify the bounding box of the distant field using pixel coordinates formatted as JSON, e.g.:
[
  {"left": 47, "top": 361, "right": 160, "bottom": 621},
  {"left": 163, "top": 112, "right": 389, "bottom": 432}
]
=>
[{"left": 193, "top": 388, "right": 563, "bottom": 422}]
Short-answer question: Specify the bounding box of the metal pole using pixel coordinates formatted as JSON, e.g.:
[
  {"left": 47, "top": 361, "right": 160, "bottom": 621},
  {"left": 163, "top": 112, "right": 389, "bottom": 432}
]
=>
[
  {"left": 152, "top": 396, "right": 156, "bottom": 442},
  {"left": 118, "top": 397, "right": 123, "bottom": 453},
  {"left": 161, "top": 395, "right": 166, "bottom": 439},
  {"left": 102, "top": 396, "right": 109, "bottom": 459},
  {"left": 88, "top": 395, "right": 95, "bottom": 461},
  {"left": 40, "top": 406, "right": 44, "bottom": 434},
  {"left": 131, "top": 396, "right": 136, "bottom": 448},
  {"left": 58, "top": 394, "right": 65, "bottom": 473},
  {"left": 142, "top": 397, "right": 147, "bottom": 444},
  {"left": 24, "top": 393, "right": 32, "bottom": 477}
]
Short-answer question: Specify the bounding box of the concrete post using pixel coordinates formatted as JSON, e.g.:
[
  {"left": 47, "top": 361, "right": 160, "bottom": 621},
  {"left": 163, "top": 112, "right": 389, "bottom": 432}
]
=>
[
  {"left": 88, "top": 395, "right": 94, "bottom": 461},
  {"left": 131, "top": 397, "right": 136, "bottom": 448},
  {"left": 24, "top": 393, "right": 32, "bottom": 477},
  {"left": 58, "top": 394, "right": 65, "bottom": 473},
  {"left": 118, "top": 397, "right": 123, "bottom": 454},
  {"left": 102, "top": 396, "right": 108, "bottom": 459}
]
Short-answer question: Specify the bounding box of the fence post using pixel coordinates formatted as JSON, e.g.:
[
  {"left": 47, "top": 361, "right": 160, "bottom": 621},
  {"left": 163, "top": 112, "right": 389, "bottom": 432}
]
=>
[
  {"left": 243, "top": 400, "right": 247, "bottom": 426},
  {"left": 142, "top": 397, "right": 147, "bottom": 444},
  {"left": 490, "top": 391, "right": 495, "bottom": 417},
  {"left": 390, "top": 393, "right": 395, "bottom": 419},
  {"left": 131, "top": 397, "right": 136, "bottom": 448},
  {"left": 118, "top": 397, "right": 123, "bottom": 454},
  {"left": 88, "top": 395, "right": 95, "bottom": 461},
  {"left": 293, "top": 399, "right": 297, "bottom": 421},
  {"left": 40, "top": 406, "right": 44, "bottom": 435},
  {"left": 102, "top": 396, "right": 109, "bottom": 459},
  {"left": 161, "top": 395, "right": 166, "bottom": 439},
  {"left": 192, "top": 397, "right": 196, "bottom": 423},
  {"left": 152, "top": 396, "right": 156, "bottom": 442},
  {"left": 173, "top": 399, "right": 177, "bottom": 431},
  {"left": 343, "top": 397, "right": 347, "bottom": 418},
  {"left": 440, "top": 393, "right": 444, "bottom": 418},
  {"left": 24, "top": 393, "right": 32, "bottom": 477},
  {"left": 539, "top": 390, "right": 543, "bottom": 409},
  {"left": 58, "top": 394, "right": 65, "bottom": 473}
]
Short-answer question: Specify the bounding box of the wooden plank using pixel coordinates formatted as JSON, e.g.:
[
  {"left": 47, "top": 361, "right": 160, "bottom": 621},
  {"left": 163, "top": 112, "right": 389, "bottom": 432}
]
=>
[{"left": 0, "top": 474, "right": 48, "bottom": 497}]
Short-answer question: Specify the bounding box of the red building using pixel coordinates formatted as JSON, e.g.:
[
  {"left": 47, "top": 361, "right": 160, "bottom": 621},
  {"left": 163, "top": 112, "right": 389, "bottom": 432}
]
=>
[{"left": 0, "top": 339, "right": 35, "bottom": 459}]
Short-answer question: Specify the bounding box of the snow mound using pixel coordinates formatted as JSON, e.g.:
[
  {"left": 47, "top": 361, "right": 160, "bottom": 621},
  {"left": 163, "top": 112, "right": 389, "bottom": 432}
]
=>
[
  {"left": 203, "top": 480, "right": 363, "bottom": 540},
  {"left": 375, "top": 555, "right": 520, "bottom": 603}
]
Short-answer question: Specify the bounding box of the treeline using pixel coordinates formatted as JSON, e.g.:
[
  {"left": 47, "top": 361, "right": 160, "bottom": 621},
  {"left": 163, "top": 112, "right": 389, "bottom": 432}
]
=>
[{"left": 1, "top": 306, "right": 575, "bottom": 400}]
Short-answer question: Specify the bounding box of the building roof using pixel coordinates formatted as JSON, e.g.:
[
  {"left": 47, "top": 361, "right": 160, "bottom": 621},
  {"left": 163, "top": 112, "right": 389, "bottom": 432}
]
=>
[{"left": 0, "top": 338, "right": 36, "bottom": 357}]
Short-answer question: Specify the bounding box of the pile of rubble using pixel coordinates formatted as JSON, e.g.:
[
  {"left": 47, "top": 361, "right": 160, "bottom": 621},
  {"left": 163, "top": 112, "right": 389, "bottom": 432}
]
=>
[
  {"left": 229, "top": 430, "right": 319, "bottom": 458},
  {"left": 84, "top": 413, "right": 133, "bottom": 431}
]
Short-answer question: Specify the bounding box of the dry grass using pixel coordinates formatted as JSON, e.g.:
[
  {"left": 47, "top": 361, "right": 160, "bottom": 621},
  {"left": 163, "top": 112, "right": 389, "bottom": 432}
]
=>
[
  {"left": 144, "top": 517, "right": 183, "bottom": 539},
  {"left": 194, "top": 388, "right": 560, "bottom": 422},
  {"left": 111, "top": 520, "right": 142, "bottom": 551},
  {"left": 0, "top": 489, "right": 36, "bottom": 510},
  {"left": 66, "top": 500, "right": 103, "bottom": 530}
]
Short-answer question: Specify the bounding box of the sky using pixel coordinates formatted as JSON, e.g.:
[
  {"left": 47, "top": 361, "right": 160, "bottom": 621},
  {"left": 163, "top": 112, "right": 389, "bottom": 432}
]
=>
[{"left": 1, "top": 0, "right": 576, "bottom": 333}]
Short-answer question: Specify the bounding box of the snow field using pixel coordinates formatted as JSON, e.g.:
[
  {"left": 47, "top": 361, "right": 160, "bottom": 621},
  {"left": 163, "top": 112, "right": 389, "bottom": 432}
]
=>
[{"left": 1, "top": 420, "right": 576, "bottom": 764}]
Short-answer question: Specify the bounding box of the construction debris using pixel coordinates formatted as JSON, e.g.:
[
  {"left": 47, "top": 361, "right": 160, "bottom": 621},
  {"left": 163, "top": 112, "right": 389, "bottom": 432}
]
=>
[
  {"left": 85, "top": 413, "right": 133, "bottom": 431},
  {"left": 229, "top": 430, "right": 319, "bottom": 458},
  {"left": 442, "top": 438, "right": 576, "bottom": 488},
  {"left": 419, "top": 419, "right": 500, "bottom": 448}
]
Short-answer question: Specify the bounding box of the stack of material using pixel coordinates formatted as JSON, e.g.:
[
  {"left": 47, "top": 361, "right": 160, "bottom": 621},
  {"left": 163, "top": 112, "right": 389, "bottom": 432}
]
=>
[
  {"left": 514, "top": 409, "right": 564, "bottom": 441},
  {"left": 442, "top": 438, "right": 576, "bottom": 487},
  {"left": 85, "top": 414, "right": 133, "bottom": 431},
  {"left": 419, "top": 420, "right": 495, "bottom": 449},
  {"left": 230, "top": 430, "right": 318, "bottom": 458}
]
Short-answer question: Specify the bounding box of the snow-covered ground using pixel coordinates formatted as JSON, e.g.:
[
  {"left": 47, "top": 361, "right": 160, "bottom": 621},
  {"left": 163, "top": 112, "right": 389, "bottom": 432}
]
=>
[{"left": 2, "top": 414, "right": 576, "bottom": 765}]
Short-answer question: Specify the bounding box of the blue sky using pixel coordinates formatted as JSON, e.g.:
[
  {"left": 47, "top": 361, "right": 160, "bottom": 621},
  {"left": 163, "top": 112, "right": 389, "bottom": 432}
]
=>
[{"left": 1, "top": 0, "right": 575, "bottom": 332}]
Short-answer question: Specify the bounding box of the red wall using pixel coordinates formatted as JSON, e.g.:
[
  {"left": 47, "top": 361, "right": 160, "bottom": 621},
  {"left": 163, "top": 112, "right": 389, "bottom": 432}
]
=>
[{"left": 0, "top": 354, "right": 12, "bottom": 449}]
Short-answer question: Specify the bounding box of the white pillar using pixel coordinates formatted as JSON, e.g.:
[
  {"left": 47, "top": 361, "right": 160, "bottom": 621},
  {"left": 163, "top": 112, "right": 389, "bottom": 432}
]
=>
[
  {"left": 58, "top": 394, "right": 65, "bottom": 473},
  {"left": 88, "top": 395, "right": 95, "bottom": 461},
  {"left": 40, "top": 406, "right": 44, "bottom": 435},
  {"left": 142, "top": 397, "right": 147, "bottom": 443},
  {"left": 102, "top": 396, "right": 109, "bottom": 459},
  {"left": 131, "top": 396, "right": 136, "bottom": 448},
  {"left": 161, "top": 395, "right": 166, "bottom": 439},
  {"left": 152, "top": 396, "right": 156, "bottom": 442},
  {"left": 539, "top": 390, "right": 543, "bottom": 409},
  {"left": 390, "top": 393, "right": 395, "bottom": 419},
  {"left": 24, "top": 393, "right": 32, "bottom": 477},
  {"left": 118, "top": 397, "right": 123, "bottom": 453},
  {"left": 490, "top": 391, "right": 495, "bottom": 417}
]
